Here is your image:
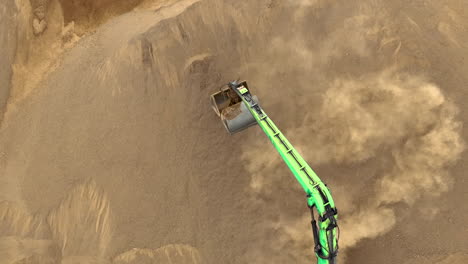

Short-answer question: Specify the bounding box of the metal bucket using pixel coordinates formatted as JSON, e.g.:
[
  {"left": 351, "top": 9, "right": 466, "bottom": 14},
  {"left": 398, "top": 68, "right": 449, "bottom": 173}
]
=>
[{"left": 210, "top": 87, "right": 258, "bottom": 134}]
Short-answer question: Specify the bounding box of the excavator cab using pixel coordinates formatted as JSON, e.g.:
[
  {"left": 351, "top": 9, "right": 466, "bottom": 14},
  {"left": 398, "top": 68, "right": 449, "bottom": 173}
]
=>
[{"left": 210, "top": 81, "right": 259, "bottom": 134}]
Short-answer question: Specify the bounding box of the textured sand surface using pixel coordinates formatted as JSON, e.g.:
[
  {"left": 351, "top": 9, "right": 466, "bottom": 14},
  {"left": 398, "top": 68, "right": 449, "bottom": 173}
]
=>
[{"left": 0, "top": 0, "right": 467, "bottom": 263}]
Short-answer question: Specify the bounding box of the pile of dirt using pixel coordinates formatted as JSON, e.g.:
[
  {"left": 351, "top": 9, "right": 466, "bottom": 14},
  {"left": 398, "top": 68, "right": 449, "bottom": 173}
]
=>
[{"left": 0, "top": 0, "right": 467, "bottom": 264}]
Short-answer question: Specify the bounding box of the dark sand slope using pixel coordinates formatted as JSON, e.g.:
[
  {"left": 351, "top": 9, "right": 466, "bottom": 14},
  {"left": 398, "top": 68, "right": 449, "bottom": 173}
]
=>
[{"left": 0, "top": 0, "right": 468, "bottom": 264}]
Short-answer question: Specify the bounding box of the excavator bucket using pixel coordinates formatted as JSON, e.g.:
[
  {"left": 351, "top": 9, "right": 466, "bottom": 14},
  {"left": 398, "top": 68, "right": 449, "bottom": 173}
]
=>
[{"left": 210, "top": 83, "right": 258, "bottom": 134}]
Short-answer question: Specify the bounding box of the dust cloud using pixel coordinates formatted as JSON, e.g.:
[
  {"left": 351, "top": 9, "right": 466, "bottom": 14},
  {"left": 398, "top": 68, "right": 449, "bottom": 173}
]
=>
[
  {"left": 242, "top": 69, "right": 465, "bottom": 263},
  {"left": 318, "top": 71, "right": 464, "bottom": 249},
  {"left": 240, "top": 0, "right": 466, "bottom": 263}
]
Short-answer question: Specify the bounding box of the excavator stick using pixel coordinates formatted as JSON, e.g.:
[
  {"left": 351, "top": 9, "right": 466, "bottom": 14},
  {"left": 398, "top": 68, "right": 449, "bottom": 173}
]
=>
[
  {"left": 210, "top": 80, "right": 339, "bottom": 264},
  {"left": 210, "top": 81, "right": 259, "bottom": 134}
]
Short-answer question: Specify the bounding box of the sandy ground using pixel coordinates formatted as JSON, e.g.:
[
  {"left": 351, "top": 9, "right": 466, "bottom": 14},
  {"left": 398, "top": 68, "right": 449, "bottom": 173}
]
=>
[
  {"left": 0, "top": 0, "right": 17, "bottom": 123},
  {"left": 0, "top": 0, "right": 467, "bottom": 263}
]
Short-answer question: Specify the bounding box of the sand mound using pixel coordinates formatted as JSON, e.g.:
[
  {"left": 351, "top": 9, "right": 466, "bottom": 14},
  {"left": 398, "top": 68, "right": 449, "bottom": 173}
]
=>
[
  {"left": 113, "top": 244, "right": 203, "bottom": 264},
  {"left": 47, "top": 180, "right": 113, "bottom": 258},
  {"left": 0, "top": 0, "right": 467, "bottom": 264}
]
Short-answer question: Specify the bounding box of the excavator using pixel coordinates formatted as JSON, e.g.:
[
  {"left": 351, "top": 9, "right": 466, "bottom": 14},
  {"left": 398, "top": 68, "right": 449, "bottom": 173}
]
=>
[{"left": 210, "top": 80, "right": 339, "bottom": 264}]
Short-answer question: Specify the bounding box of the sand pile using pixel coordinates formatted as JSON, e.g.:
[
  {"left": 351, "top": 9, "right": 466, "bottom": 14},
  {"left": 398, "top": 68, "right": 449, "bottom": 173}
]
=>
[{"left": 0, "top": 0, "right": 467, "bottom": 263}]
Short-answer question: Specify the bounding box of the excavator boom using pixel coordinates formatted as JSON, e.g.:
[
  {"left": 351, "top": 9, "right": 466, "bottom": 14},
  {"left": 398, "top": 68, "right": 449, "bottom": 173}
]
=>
[{"left": 211, "top": 81, "right": 339, "bottom": 264}]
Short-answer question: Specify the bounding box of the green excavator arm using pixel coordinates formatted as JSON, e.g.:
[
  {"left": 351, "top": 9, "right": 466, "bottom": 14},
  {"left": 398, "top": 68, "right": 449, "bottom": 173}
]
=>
[{"left": 211, "top": 80, "right": 339, "bottom": 264}]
